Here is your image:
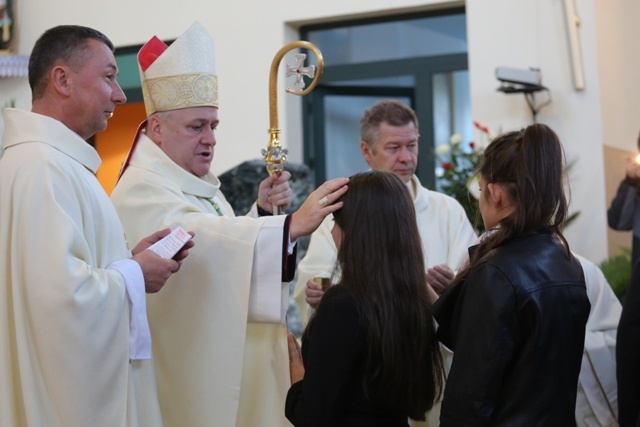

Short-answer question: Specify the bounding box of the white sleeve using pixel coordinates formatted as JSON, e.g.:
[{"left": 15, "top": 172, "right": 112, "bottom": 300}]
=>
[
  {"left": 108, "top": 259, "right": 151, "bottom": 360},
  {"left": 292, "top": 215, "right": 338, "bottom": 326},
  {"left": 249, "top": 215, "right": 290, "bottom": 324},
  {"left": 576, "top": 255, "right": 621, "bottom": 425}
]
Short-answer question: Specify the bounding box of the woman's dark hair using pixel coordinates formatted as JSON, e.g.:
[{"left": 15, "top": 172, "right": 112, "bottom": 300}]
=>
[
  {"left": 459, "top": 123, "right": 570, "bottom": 281},
  {"left": 312, "top": 170, "right": 443, "bottom": 419},
  {"left": 29, "top": 25, "right": 114, "bottom": 101}
]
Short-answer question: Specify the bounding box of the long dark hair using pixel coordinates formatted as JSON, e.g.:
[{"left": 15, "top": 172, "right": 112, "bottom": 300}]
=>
[
  {"left": 313, "top": 170, "right": 443, "bottom": 419},
  {"left": 459, "top": 123, "right": 570, "bottom": 281}
]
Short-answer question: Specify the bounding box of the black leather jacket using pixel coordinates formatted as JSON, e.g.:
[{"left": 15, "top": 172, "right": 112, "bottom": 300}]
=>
[{"left": 433, "top": 230, "right": 591, "bottom": 426}]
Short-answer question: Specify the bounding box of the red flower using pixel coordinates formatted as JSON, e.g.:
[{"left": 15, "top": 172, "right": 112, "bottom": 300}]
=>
[
  {"left": 469, "top": 141, "right": 475, "bottom": 149},
  {"left": 442, "top": 162, "right": 451, "bottom": 170},
  {"left": 474, "top": 121, "right": 489, "bottom": 134}
]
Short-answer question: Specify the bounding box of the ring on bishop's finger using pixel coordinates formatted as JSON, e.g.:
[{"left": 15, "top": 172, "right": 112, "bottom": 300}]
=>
[{"left": 318, "top": 196, "right": 328, "bottom": 207}]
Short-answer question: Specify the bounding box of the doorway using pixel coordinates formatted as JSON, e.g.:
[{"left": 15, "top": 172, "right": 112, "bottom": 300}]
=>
[{"left": 301, "top": 8, "right": 470, "bottom": 189}]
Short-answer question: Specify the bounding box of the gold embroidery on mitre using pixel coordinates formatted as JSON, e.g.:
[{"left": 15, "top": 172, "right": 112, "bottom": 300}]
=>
[{"left": 143, "top": 73, "right": 218, "bottom": 114}]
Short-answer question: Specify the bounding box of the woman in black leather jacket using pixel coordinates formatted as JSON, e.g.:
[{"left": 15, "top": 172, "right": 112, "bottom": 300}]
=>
[{"left": 433, "top": 123, "right": 591, "bottom": 426}]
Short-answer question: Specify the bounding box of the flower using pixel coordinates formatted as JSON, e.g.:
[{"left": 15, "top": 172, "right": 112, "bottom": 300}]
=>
[
  {"left": 436, "top": 121, "right": 579, "bottom": 233},
  {"left": 435, "top": 122, "right": 491, "bottom": 232},
  {"left": 436, "top": 144, "right": 450, "bottom": 156},
  {"left": 449, "top": 133, "right": 463, "bottom": 145},
  {"left": 467, "top": 174, "right": 481, "bottom": 200},
  {"left": 474, "top": 121, "right": 489, "bottom": 134}
]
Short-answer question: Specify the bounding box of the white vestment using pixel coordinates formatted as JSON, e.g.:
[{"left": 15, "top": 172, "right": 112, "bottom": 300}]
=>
[
  {"left": 111, "top": 134, "right": 291, "bottom": 427},
  {"left": 575, "top": 255, "right": 620, "bottom": 427},
  {"left": 0, "top": 109, "right": 161, "bottom": 427},
  {"left": 293, "top": 175, "right": 477, "bottom": 427}
]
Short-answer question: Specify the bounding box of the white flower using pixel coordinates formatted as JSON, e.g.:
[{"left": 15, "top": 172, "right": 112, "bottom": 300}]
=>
[
  {"left": 449, "top": 134, "right": 463, "bottom": 145},
  {"left": 467, "top": 175, "right": 481, "bottom": 200},
  {"left": 436, "top": 144, "right": 451, "bottom": 156}
]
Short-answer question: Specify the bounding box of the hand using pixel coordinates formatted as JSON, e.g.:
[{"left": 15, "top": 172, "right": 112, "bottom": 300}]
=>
[
  {"left": 305, "top": 279, "right": 325, "bottom": 309},
  {"left": 133, "top": 228, "right": 196, "bottom": 271},
  {"left": 257, "top": 171, "right": 292, "bottom": 213},
  {"left": 290, "top": 177, "right": 349, "bottom": 241},
  {"left": 288, "top": 333, "right": 305, "bottom": 384},
  {"left": 426, "top": 264, "right": 455, "bottom": 294},
  {"left": 625, "top": 157, "right": 640, "bottom": 179},
  {"left": 426, "top": 283, "right": 440, "bottom": 305},
  {"left": 131, "top": 228, "right": 172, "bottom": 255},
  {"left": 131, "top": 229, "right": 186, "bottom": 293}
]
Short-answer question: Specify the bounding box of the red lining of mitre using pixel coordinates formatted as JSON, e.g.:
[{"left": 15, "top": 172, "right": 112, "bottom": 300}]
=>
[{"left": 138, "top": 36, "right": 168, "bottom": 72}]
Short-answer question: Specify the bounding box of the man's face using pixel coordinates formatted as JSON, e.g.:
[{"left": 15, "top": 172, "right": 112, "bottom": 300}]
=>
[
  {"left": 360, "top": 121, "right": 419, "bottom": 183},
  {"left": 68, "top": 39, "right": 126, "bottom": 140},
  {"left": 152, "top": 106, "right": 219, "bottom": 178}
]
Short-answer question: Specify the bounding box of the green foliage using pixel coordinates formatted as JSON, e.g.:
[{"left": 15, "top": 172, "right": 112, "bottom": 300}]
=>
[
  {"left": 599, "top": 246, "right": 632, "bottom": 303},
  {"left": 436, "top": 136, "right": 484, "bottom": 233}
]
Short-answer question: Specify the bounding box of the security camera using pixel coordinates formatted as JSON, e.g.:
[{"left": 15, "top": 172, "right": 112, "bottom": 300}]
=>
[
  {"left": 495, "top": 67, "right": 542, "bottom": 86},
  {"left": 495, "top": 66, "right": 550, "bottom": 122}
]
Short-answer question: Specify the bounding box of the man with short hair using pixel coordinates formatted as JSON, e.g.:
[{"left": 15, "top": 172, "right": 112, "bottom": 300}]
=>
[
  {"left": 0, "top": 25, "right": 189, "bottom": 427},
  {"left": 111, "top": 22, "right": 348, "bottom": 427},
  {"left": 293, "top": 99, "right": 477, "bottom": 426}
]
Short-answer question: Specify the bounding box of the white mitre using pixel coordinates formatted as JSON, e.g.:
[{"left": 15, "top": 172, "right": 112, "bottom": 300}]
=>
[{"left": 138, "top": 21, "right": 218, "bottom": 116}]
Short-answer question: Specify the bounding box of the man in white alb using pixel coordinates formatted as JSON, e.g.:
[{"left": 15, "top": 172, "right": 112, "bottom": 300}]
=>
[{"left": 0, "top": 25, "right": 189, "bottom": 427}]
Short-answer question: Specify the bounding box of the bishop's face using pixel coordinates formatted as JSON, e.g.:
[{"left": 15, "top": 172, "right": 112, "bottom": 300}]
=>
[{"left": 155, "top": 106, "right": 219, "bottom": 178}]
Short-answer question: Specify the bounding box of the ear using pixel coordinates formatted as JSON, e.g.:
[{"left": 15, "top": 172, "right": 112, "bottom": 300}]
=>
[
  {"left": 50, "top": 65, "right": 71, "bottom": 97},
  {"left": 360, "top": 140, "right": 372, "bottom": 165},
  {"left": 486, "top": 182, "right": 506, "bottom": 208},
  {"left": 146, "top": 115, "right": 164, "bottom": 146}
]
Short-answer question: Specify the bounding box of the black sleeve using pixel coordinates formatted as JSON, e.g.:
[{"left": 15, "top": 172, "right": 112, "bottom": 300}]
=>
[
  {"left": 281, "top": 214, "right": 297, "bottom": 282},
  {"left": 285, "top": 287, "right": 364, "bottom": 426},
  {"left": 436, "top": 264, "right": 518, "bottom": 426},
  {"left": 617, "top": 258, "right": 640, "bottom": 425},
  {"left": 257, "top": 204, "right": 272, "bottom": 217},
  {"left": 608, "top": 178, "right": 640, "bottom": 230}
]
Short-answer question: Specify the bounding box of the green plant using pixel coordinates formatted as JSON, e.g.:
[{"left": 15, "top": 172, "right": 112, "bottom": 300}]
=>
[
  {"left": 435, "top": 122, "right": 489, "bottom": 233},
  {"left": 599, "top": 247, "right": 632, "bottom": 303}
]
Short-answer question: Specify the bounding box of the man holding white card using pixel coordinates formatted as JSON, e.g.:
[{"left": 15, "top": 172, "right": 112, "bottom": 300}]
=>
[
  {"left": 111, "top": 22, "right": 348, "bottom": 427},
  {"left": 0, "top": 25, "right": 194, "bottom": 427}
]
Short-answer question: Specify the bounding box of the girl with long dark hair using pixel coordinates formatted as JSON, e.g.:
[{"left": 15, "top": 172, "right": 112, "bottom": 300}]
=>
[{"left": 285, "top": 170, "right": 444, "bottom": 426}]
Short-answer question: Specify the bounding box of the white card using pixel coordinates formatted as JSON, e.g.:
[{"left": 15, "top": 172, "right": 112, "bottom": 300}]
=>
[{"left": 148, "top": 227, "right": 192, "bottom": 259}]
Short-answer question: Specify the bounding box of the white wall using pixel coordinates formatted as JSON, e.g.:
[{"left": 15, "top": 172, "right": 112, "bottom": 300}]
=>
[
  {"left": 595, "top": 1, "right": 640, "bottom": 152},
  {"left": 4, "top": 0, "right": 635, "bottom": 263},
  {"left": 466, "top": 0, "right": 614, "bottom": 263},
  {"left": 8, "top": 0, "right": 459, "bottom": 170}
]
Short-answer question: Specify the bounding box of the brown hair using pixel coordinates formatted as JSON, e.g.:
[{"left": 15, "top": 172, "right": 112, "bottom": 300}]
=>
[
  {"left": 322, "top": 170, "right": 443, "bottom": 420},
  {"left": 459, "top": 123, "right": 570, "bottom": 282},
  {"left": 29, "top": 25, "right": 114, "bottom": 101},
  {"left": 360, "top": 100, "right": 419, "bottom": 146}
]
